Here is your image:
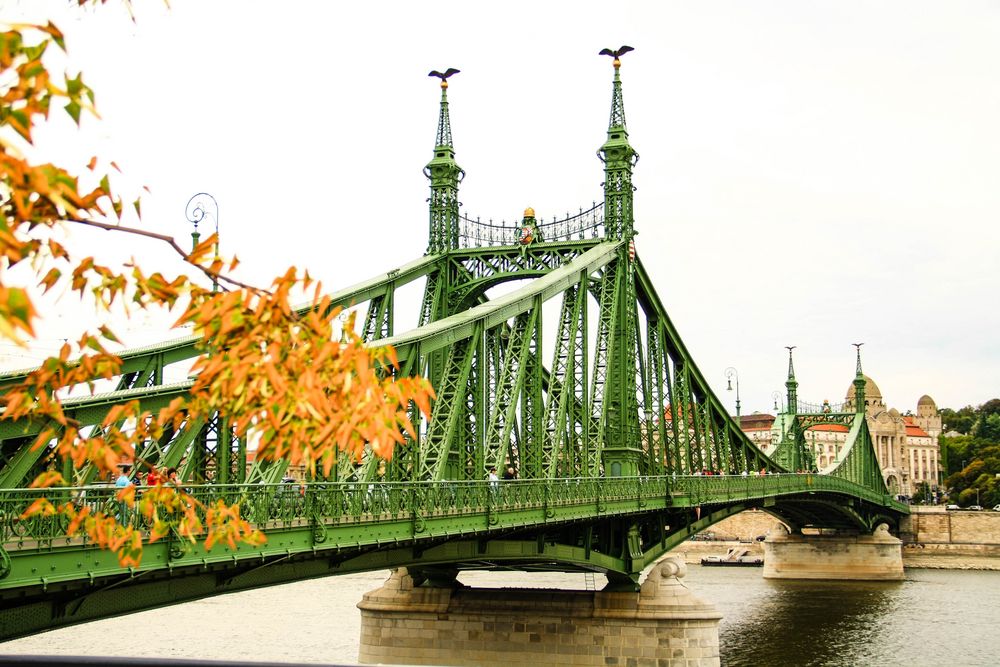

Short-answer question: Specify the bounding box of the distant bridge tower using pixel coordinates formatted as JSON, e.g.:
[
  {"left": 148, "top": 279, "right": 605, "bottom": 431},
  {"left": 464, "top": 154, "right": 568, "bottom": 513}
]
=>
[
  {"left": 852, "top": 343, "right": 867, "bottom": 413},
  {"left": 785, "top": 345, "right": 798, "bottom": 413}
]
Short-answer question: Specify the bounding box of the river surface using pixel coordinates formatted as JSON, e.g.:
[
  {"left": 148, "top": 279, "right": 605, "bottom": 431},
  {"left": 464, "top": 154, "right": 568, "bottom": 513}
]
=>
[{"left": 2, "top": 566, "right": 998, "bottom": 666}]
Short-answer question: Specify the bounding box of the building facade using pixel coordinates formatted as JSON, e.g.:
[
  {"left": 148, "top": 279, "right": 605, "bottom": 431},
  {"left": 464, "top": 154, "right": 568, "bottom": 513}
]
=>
[{"left": 844, "top": 376, "right": 941, "bottom": 495}]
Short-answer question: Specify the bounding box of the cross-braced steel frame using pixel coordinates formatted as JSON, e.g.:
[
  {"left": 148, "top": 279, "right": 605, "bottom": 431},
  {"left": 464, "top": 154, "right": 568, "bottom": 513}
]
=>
[{"left": 0, "top": 56, "right": 906, "bottom": 636}]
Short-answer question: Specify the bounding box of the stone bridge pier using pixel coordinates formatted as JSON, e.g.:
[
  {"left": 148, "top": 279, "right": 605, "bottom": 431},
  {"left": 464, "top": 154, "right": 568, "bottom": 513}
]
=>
[
  {"left": 762, "top": 523, "right": 904, "bottom": 580},
  {"left": 357, "top": 558, "right": 722, "bottom": 666}
]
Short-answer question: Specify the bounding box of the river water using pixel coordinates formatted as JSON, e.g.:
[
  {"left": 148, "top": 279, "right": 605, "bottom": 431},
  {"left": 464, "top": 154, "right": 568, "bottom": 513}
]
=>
[{"left": 1, "top": 566, "right": 998, "bottom": 666}]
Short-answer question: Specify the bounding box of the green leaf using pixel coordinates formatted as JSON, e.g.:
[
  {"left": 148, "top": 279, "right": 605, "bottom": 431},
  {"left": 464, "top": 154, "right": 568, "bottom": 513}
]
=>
[
  {"left": 65, "top": 100, "right": 81, "bottom": 125},
  {"left": 5, "top": 286, "right": 35, "bottom": 330},
  {"left": 45, "top": 22, "right": 66, "bottom": 51},
  {"left": 99, "top": 325, "right": 121, "bottom": 343},
  {"left": 66, "top": 73, "right": 83, "bottom": 97}
]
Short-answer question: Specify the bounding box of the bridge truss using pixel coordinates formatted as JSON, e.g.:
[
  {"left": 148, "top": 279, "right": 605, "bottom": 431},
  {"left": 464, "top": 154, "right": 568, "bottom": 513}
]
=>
[{"left": 0, "top": 54, "right": 906, "bottom": 638}]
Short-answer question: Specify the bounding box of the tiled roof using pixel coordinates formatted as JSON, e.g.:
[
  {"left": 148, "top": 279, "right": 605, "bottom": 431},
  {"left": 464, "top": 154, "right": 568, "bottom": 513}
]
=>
[
  {"left": 906, "top": 424, "right": 931, "bottom": 438},
  {"left": 806, "top": 423, "right": 849, "bottom": 433},
  {"left": 739, "top": 414, "right": 775, "bottom": 429}
]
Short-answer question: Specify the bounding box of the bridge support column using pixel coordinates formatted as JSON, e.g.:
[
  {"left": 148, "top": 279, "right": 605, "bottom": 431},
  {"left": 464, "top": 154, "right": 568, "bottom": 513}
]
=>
[
  {"left": 762, "top": 523, "right": 904, "bottom": 580},
  {"left": 357, "top": 558, "right": 722, "bottom": 667}
]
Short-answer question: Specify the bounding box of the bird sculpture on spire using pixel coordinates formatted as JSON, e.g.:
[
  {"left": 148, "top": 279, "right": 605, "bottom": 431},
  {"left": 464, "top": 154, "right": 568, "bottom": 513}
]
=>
[
  {"left": 428, "top": 68, "right": 460, "bottom": 88},
  {"left": 599, "top": 45, "right": 634, "bottom": 68}
]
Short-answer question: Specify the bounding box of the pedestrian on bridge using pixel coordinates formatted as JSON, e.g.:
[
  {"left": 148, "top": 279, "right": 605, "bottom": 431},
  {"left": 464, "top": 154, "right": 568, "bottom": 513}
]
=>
[
  {"left": 145, "top": 467, "right": 162, "bottom": 486},
  {"left": 114, "top": 465, "right": 133, "bottom": 524},
  {"left": 115, "top": 466, "right": 132, "bottom": 489}
]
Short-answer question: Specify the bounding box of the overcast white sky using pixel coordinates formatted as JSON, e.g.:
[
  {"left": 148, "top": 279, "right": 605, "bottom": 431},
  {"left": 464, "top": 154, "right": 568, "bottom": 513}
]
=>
[{"left": 4, "top": 0, "right": 999, "bottom": 415}]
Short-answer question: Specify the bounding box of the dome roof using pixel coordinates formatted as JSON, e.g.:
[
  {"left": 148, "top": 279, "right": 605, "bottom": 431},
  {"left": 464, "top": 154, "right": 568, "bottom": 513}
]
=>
[
  {"left": 888, "top": 407, "right": 900, "bottom": 417},
  {"left": 918, "top": 394, "right": 936, "bottom": 407},
  {"left": 845, "top": 375, "right": 882, "bottom": 401}
]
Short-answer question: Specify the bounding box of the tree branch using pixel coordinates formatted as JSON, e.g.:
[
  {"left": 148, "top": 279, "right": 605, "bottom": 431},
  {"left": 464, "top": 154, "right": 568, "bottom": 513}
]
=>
[{"left": 63, "top": 217, "right": 265, "bottom": 293}]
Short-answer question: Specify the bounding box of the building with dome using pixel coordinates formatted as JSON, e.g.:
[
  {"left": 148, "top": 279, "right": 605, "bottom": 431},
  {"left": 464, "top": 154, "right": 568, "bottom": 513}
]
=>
[{"left": 842, "top": 376, "right": 941, "bottom": 495}]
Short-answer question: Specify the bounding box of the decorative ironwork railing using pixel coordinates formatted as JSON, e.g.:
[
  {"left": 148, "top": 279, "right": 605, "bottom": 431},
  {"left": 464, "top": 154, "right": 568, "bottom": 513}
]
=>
[
  {"left": 0, "top": 475, "right": 905, "bottom": 550},
  {"left": 795, "top": 399, "right": 850, "bottom": 414},
  {"left": 457, "top": 202, "right": 605, "bottom": 248}
]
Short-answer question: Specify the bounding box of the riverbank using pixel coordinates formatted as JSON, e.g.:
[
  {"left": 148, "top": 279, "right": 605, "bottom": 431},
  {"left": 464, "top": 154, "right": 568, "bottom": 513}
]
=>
[
  {"left": 676, "top": 539, "right": 1000, "bottom": 570},
  {"left": 688, "top": 507, "right": 1000, "bottom": 571},
  {"left": 901, "top": 542, "right": 1000, "bottom": 570}
]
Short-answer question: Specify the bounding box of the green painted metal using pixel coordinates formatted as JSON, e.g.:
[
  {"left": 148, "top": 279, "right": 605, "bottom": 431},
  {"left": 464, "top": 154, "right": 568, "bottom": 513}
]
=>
[
  {"left": 0, "top": 472, "right": 906, "bottom": 639},
  {"left": 0, "top": 53, "right": 910, "bottom": 635},
  {"left": 425, "top": 72, "right": 463, "bottom": 253}
]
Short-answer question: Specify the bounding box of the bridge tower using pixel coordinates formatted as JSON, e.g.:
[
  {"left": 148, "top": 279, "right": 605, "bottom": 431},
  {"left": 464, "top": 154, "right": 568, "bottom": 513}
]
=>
[
  {"left": 852, "top": 342, "right": 867, "bottom": 412},
  {"left": 597, "top": 48, "right": 642, "bottom": 478},
  {"left": 785, "top": 346, "right": 798, "bottom": 413},
  {"left": 425, "top": 69, "right": 463, "bottom": 254}
]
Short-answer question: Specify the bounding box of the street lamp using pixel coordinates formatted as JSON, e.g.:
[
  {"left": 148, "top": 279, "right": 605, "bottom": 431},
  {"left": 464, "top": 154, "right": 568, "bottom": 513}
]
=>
[
  {"left": 771, "top": 390, "right": 783, "bottom": 412},
  {"left": 725, "top": 367, "right": 741, "bottom": 418},
  {"left": 185, "top": 192, "right": 220, "bottom": 292}
]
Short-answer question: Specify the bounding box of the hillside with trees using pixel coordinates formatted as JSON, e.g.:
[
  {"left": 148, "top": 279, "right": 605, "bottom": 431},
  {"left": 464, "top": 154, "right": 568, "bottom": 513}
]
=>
[{"left": 939, "top": 399, "right": 1000, "bottom": 507}]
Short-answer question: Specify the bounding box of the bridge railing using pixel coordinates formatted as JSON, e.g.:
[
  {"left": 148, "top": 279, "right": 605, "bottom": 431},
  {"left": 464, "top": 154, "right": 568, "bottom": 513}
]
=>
[
  {"left": 0, "top": 475, "right": 904, "bottom": 550},
  {"left": 457, "top": 203, "right": 605, "bottom": 248},
  {"left": 670, "top": 473, "right": 902, "bottom": 510}
]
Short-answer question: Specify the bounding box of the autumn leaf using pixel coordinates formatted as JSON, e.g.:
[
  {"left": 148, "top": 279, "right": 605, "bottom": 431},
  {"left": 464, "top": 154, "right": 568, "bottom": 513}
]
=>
[
  {"left": 20, "top": 498, "right": 57, "bottom": 519},
  {"left": 28, "top": 471, "right": 67, "bottom": 489}
]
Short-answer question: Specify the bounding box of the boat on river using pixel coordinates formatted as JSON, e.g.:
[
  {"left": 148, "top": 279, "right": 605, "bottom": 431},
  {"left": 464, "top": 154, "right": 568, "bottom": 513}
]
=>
[{"left": 700, "top": 547, "right": 763, "bottom": 567}]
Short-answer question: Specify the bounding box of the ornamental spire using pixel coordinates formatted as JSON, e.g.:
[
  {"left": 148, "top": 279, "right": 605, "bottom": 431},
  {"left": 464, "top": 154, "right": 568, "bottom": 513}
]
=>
[
  {"left": 598, "top": 45, "right": 638, "bottom": 240},
  {"left": 425, "top": 68, "right": 463, "bottom": 253},
  {"left": 428, "top": 68, "right": 459, "bottom": 148},
  {"left": 600, "top": 45, "right": 632, "bottom": 131},
  {"left": 785, "top": 346, "right": 798, "bottom": 414},
  {"left": 852, "top": 343, "right": 866, "bottom": 413}
]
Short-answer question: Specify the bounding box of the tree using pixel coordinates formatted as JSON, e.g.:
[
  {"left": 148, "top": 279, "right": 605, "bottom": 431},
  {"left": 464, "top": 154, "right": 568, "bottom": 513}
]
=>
[
  {"left": 974, "top": 413, "right": 1000, "bottom": 442},
  {"left": 941, "top": 405, "right": 976, "bottom": 435},
  {"left": 911, "top": 481, "right": 930, "bottom": 504},
  {"left": 1, "top": 5, "right": 433, "bottom": 566}
]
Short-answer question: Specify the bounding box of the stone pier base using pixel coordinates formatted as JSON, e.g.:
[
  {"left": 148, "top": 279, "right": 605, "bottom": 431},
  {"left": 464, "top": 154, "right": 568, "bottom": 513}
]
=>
[
  {"left": 357, "top": 558, "right": 722, "bottom": 667},
  {"left": 762, "top": 523, "right": 904, "bottom": 580}
]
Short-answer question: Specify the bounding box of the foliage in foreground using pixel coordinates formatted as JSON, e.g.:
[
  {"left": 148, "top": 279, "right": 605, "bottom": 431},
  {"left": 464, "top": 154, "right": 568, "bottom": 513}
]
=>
[{"left": 0, "top": 8, "right": 433, "bottom": 566}]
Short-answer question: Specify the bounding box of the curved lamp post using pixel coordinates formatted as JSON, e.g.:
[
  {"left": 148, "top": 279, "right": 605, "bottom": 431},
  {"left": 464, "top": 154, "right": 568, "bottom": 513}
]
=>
[
  {"left": 725, "top": 367, "right": 741, "bottom": 418},
  {"left": 185, "top": 192, "right": 219, "bottom": 292}
]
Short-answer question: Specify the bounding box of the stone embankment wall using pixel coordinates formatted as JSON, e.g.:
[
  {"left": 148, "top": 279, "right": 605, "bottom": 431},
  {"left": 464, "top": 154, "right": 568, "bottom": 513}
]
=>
[
  {"left": 899, "top": 506, "right": 1000, "bottom": 570},
  {"left": 697, "top": 509, "right": 785, "bottom": 541},
  {"left": 680, "top": 507, "right": 1000, "bottom": 570}
]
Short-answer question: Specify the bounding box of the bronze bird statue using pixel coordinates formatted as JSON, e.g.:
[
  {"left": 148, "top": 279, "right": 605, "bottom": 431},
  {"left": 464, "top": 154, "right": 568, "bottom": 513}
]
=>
[
  {"left": 599, "top": 45, "right": 634, "bottom": 60},
  {"left": 428, "top": 68, "right": 461, "bottom": 86}
]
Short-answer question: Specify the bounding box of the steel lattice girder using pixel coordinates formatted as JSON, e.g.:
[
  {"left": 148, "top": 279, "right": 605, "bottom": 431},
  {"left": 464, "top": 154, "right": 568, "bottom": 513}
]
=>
[{"left": 0, "top": 473, "right": 907, "bottom": 639}]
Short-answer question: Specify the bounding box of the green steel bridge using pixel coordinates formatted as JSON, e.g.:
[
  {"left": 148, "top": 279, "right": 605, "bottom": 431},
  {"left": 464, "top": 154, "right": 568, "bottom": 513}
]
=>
[{"left": 0, "top": 55, "right": 906, "bottom": 639}]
